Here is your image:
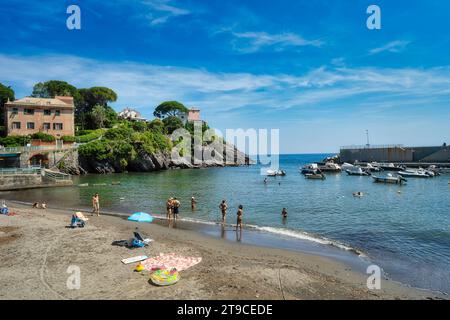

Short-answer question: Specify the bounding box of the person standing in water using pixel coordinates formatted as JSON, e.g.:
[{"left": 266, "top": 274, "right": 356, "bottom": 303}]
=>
[
  {"left": 166, "top": 198, "right": 173, "bottom": 220},
  {"left": 172, "top": 197, "right": 181, "bottom": 220},
  {"left": 219, "top": 200, "right": 228, "bottom": 222},
  {"left": 236, "top": 205, "right": 243, "bottom": 231},
  {"left": 92, "top": 193, "right": 100, "bottom": 216},
  {"left": 281, "top": 208, "right": 288, "bottom": 218},
  {"left": 191, "top": 196, "right": 197, "bottom": 211}
]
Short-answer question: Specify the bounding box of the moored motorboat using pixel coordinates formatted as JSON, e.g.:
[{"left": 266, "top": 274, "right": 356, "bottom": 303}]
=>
[
  {"left": 300, "top": 163, "right": 321, "bottom": 175},
  {"left": 372, "top": 174, "right": 407, "bottom": 185},
  {"left": 346, "top": 166, "right": 370, "bottom": 176},
  {"left": 379, "top": 163, "right": 405, "bottom": 172},
  {"left": 305, "top": 172, "right": 326, "bottom": 180},
  {"left": 318, "top": 162, "right": 341, "bottom": 172},
  {"left": 341, "top": 162, "right": 355, "bottom": 171},
  {"left": 398, "top": 169, "right": 430, "bottom": 178},
  {"left": 266, "top": 169, "right": 286, "bottom": 176}
]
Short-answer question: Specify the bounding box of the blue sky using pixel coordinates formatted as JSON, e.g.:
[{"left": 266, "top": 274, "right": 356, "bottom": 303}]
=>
[{"left": 0, "top": 0, "right": 449, "bottom": 153}]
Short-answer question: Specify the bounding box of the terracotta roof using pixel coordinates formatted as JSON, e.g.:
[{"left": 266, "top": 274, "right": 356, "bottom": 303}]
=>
[{"left": 5, "top": 96, "right": 74, "bottom": 109}]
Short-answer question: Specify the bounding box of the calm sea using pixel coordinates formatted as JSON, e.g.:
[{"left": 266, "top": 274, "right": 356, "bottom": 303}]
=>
[{"left": 2, "top": 154, "right": 450, "bottom": 293}]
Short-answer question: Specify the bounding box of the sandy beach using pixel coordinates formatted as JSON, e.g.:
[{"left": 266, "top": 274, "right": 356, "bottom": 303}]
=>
[{"left": 0, "top": 202, "right": 444, "bottom": 300}]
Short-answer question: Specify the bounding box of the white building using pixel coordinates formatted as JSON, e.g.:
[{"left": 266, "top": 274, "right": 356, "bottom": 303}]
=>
[{"left": 118, "top": 107, "right": 147, "bottom": 122}]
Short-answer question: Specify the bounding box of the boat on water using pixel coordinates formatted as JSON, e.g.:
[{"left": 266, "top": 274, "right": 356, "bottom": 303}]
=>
[
  {"left": 398, "top": 169, "right": 431, "bottom": 178},
  {"left": 365, "top": 162, "right": 382, "bottom": 172},
  {"left": 341, "top": 162, "right": 355, "bottom": 171},
  {"left": 305, "top": 173, "right": 326, "bottom": 180},
  {"left": 346, "top": 166, "right": 370, "bottom": 176},
  {"left": 300, "top": 163, "right": 321, "bottom": 175},
  {"left": 318, "top": 162, "right": 341, "bottom": 172},
  {"left": 372, "top": 174, "right": 407, "bottom": 185},
  {"left": 379, "top": 163, "right": 405, "bottom": 172},
  {"left": 266, "top": 169, "right": 286, "bottom": 176}
]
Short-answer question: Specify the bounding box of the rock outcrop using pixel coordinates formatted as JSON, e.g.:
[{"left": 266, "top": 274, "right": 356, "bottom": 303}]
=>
[{"left": 76, "top": 141, "right": 252, "bottom": 174}]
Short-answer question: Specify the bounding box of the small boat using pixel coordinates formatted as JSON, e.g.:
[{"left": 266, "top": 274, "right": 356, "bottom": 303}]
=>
[
  {"left": 111, "top": 181, "right": 121, "bottom": 185},
  {"left": 341, "top": 162, "right": 355, "bottom": 171},
  {"left": 365, "top": 162, "right": 382, "bottom": 172},
  {"left": 78, "top": 183, "right": 89, "bottom": 187},
  {"left": 266, "top": 169, "right": 277, "bottom": 176},
  {"left": 266, "top": 169, "right": 286, "bottom": 176},
  {"left": 305, "top": 173, "right": 326, "bottom": 180},
  {"left": 318, "top": 162, "right": 341, "bottom": 172},
  {"left": 372, "top": 174, "right": 407, "bottom": 185},
  {"left": 379, "top": 163, "right": 405, "bottom": 172},
  {"left": 346, "top": 166, "right": 370, "bottom": 176},
  {"left": 300, "top": 163, "right": 322, "bottom": 175},
  {"left": 398, "top": 169, "right": 430, "bottom": 178}
]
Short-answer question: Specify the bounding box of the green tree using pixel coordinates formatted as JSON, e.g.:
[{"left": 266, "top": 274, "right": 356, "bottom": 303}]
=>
[
  {"left": 32, "top": 80, "right": 80, "bottom": 100},
  {"left": 147, "top": 118, "right": 165, "bottom": 133},
  {"left": 153, "top": 101, "right": 188, "bottom": 119},
  {"left": 0, "top": 83, "right": 15, "bottom": 134},
  {"left": 163, "top": 116, "right": 184, "bottom": 134},
  {"left": 90, "top": 105, "right": 107, "bottom": 129},
  {"left": 77, "top": 87, "right": 118, "bottom": 130}
]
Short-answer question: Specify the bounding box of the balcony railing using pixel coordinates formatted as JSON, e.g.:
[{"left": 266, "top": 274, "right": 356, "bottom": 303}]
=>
[
  {"left": 0, "top": 144, "right": 77, "bottom": 154},
  {"left": 0, "top": 167, "right": 42, "bottom": 175},
  {"left": 340, "top": 144, "right": 404, "bottom": 150}
]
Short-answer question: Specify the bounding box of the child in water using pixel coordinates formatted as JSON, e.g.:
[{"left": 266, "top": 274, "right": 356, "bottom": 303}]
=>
[{"left": 236, "top": 205, "right": 243, "bottom": 230}]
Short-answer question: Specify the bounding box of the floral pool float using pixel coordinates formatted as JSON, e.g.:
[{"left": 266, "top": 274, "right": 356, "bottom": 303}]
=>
[{"left": 149, "top": 268, "right": 180, "bottom": 286}]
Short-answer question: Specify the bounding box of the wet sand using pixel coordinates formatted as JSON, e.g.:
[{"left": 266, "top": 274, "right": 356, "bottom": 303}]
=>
[{"left": 0, "top": 202, "right": 445, "bottom": 300}]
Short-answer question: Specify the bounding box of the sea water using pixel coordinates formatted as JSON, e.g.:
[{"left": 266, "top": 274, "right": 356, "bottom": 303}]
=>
[{"left": 3, "top": 154, "right": 450, "bottom": 294}]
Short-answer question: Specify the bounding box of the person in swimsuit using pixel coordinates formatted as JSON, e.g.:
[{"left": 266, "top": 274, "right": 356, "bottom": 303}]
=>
[
  {"left": 92, "top": 193, "right": 100, "bottom": 216},
  {"left": 191, "top": 196, "right": 197, "bottom": 211},
  {"left": 166, "top": 198, "right": 173, "bottom": 219},
  {"left": 236, "top": 205, "right": 243, "bottom": 231},
  {"left": 219, "top": 200, "right": 228, "bottom": 222},
  {"left": 172, "top": 198, "right": 180, "bottom": 220},
  {"left": 281, "top": 208, "right": 288, "bottom": 218}
]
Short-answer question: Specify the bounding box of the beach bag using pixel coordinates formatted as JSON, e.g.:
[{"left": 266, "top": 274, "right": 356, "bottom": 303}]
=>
[{"left": 132, "top": 238, "right": 145, "bottom": 248}]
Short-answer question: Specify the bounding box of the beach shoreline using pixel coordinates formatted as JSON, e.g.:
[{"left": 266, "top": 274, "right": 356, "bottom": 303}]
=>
[{"left": 0, "top": 202, "right": 445, "bottom": 300}]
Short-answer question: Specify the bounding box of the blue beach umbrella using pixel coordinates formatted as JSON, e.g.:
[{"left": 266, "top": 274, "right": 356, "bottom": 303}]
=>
[{"left": 127, "top": 212, "right": 154, "bottom": 223}]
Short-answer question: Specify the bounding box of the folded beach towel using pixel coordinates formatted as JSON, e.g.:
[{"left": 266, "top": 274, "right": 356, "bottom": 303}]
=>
[{"left": 142, "top": 253, "right": 202, "bottom": 272}]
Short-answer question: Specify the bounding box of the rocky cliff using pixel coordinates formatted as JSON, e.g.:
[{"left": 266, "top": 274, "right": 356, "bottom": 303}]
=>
[{"left": 60, "top": 142, "right": 251, "bottom": 174}]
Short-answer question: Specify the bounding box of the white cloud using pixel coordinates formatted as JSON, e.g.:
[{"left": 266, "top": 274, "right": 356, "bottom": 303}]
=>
[
  {"left": 369, "top": 40, "right": 411, "bottom": 55},
  {"left": 1, "top": 54, "right": 449, "bottom": 119},
  {"left": 217, "top": 29, "right": 323, "bottom": 53},
  {"left": 141, "top": 0, "right": 190, "bottom": 26}
]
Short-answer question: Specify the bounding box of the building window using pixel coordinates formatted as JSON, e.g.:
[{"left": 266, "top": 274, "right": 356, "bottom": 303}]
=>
[
  {"left": 43, "top": 123, "right": 51, "bottom": 130},
  {"left": 53, "top": 123, "right": 63, "bottom": 130},
  {"left": 55, "top": 110, "right": 61, "bottom": 116},
  {"left": 24, "top": 109, "right": 34, "bottom": 115},
  {"left": 12, "top": 122, "right": 21, "bottom": 129},
  {"left": 27, "top": 122, "right": 35, "bottom": 130},
  {"left": 44, "top": 109, "right": 51, "bottom": 116},
  {"left": 12, "top": 108, "right": 18, "bottom": 115}
]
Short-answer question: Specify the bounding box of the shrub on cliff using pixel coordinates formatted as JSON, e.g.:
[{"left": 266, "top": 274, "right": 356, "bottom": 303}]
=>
[
  {"left": 75, "top": 129, "right": 106, "bottom": 143},
  {"left": 132, "top": 131, "right": 172, "bottom": 154},
  {"left": 78, "top": 139, "right": 111, "bottom": 161}
]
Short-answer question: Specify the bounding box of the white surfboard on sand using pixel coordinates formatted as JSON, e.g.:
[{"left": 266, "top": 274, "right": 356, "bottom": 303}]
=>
[{"left": 121, "top": 255, "right": 148, "bottom": 264}]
